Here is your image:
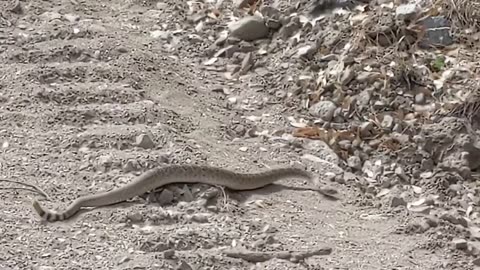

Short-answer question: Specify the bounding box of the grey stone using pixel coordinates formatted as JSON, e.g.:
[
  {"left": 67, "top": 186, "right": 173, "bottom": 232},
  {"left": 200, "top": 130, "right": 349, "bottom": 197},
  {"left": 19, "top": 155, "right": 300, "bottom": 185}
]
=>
[
  {"left": 8, "top": 0, "right": 23, "bottom": 14},
  {"left": 64, "top": 14, "right": 80, "bottom": 22},
  {"left": 309, "top": 100, "right": 337, "bottom": 121},
  {"left": 122, "top": 159, "right": 137, "bottom": 173},
  {"left": 391, "top": 196, "right": 407, "bottom": 207},
  {"left": 381, "top": 114, "right": 394, "bottom": 130},
  {"left": 190, "top": 213, "right": 212, "bottom": 223},
  {"left": 421, "top": 158, "right": 434, "bottom": 171},
  {"left": 356, "top": 88, "right": 373, "bottom": 107},
  {"left": 415, "top": 92, "right": 426, "bottom": 104},
  {"left": 40, "top": 11, "right": 62, "bottom": 21},
  {"left": 424, "top": 216, "right": 439, "bottom": 227},
  {"left": 296, "top": 44, "right": 317, "bottom": 59},
  {"left": 229, "top": 16, "right": 269, "bottom": 41},
  {"left": 395, "top": 166, "right": 409, "bottom": 182},
  {"left": 419, "top": 16, "right": 453, "bottom": 48},
  {"left": 150, "top": 30, "right": 170, "bottom": 40},
  {"left": 347, "top": 156, "right": 362, "bottom": 170},
  {"left": 309, "top": 0, "right": 359, "bottom": 17},
  {"left": 260, "top": 6, "right": 282, "bottom": 19},
  {"left": 97, "top": 154, "right": 113, "bottom": 172},
  {"left": 356, "top": 71, "right": 381, "bottom": 83},
  {"left": 176, "top": 260, "right": 194, "bottom": 270},
  {"left": 395, "top": 4, "right": 419, "bottom": 21},
  {"left": 163, "top": 249, "right": 175, "bottom": 259},
  {"left": 452, "top": 238, "right": 468, "bottom": 250},
  {"left": 278, "top": 17, "right": 301, "bottom": 39},
  {"left": 340, "top": 66, "right": 355, "bottom": 85},
  {"left": 359, "top": 122, "right": 374, "bottom": 137},
  {"left": 239, "top": 52, "right": 254, "bottom": 75},
  {"left": 135, "top": 134, "right": 155, "bottom": 149},
  {"left": 265, "top": 18, "right": 281, "bottom": 30},
  {"left": 448, "top": 184, "right": 462, "bottom": 195},
  {"left": 338, "top": 140, "right": 352, "bottom": 150},
  {"left": 179, "top": 185, "right": 194, "bottom": 202},
  {"left": 126, "top": 212, "right": 143, "bottom": 223},
  {"left": 157, "top": 189, "right": 174, "bottom": 205}
]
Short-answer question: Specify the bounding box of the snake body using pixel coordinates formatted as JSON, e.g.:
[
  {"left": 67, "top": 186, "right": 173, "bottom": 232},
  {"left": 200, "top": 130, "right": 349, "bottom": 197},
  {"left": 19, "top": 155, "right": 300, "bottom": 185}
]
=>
[{"left": 32, "top": 165, "right": 333, "bottom": 222}]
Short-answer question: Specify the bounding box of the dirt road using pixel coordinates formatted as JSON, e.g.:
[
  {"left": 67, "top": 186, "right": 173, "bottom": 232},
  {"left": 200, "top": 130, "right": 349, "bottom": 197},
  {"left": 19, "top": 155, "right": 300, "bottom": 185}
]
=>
[{"left": 0, "top": 0, "right": 469, "bottom": 269}]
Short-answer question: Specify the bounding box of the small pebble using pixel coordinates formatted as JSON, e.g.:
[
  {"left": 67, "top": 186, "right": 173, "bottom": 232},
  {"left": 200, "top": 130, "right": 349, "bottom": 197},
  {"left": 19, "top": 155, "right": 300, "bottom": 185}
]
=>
[
  {"left": 135, "top": 134, "right": 155, "bottom": 149},
  {"left": 452, "top": 238, "right": 468, "bottom": 250}
]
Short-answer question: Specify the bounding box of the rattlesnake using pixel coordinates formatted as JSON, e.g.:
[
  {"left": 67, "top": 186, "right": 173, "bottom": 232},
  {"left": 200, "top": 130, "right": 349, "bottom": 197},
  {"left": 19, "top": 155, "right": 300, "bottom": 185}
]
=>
[{"left": 32, "top": 165, "right": 338, "bottom": 222}]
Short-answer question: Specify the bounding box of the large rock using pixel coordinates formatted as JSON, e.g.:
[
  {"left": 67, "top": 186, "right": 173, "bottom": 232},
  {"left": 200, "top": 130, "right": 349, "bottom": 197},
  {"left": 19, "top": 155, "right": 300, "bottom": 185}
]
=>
[{"left": 229, "top": 16, "right": 269, "bottom": 41}]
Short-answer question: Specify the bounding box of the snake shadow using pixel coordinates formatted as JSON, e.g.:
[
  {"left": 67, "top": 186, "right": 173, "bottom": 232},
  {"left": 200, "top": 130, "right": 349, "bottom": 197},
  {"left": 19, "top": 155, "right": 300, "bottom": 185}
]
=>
[{"left": 225, "top": 183, "right": 340, "bottom": 203}]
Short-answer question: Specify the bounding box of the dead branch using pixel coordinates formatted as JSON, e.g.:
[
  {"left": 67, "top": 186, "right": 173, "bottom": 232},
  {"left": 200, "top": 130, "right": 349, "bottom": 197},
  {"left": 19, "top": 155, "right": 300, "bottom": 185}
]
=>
[{"left": 0, "top": 179, "right": 51, "bottom": 200}]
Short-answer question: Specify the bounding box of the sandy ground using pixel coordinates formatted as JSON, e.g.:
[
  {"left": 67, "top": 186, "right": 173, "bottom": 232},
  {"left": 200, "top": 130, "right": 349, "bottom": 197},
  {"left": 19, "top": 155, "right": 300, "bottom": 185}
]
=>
[{"left": 0, "top": 0, "right": 470, "bottom": 269}]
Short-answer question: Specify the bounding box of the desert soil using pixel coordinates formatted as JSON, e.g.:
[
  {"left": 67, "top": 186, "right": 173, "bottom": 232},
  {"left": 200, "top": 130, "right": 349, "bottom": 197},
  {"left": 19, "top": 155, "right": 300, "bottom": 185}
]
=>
[{"left": 0, "top": 0, "right": 475, "bottom": 269}]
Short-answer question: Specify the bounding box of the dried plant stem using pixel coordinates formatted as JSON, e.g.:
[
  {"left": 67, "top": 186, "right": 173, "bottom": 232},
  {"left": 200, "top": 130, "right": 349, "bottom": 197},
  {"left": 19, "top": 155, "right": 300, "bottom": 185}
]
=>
[{"left": 0, "top": 179, "right": 51, "bottom": 200}]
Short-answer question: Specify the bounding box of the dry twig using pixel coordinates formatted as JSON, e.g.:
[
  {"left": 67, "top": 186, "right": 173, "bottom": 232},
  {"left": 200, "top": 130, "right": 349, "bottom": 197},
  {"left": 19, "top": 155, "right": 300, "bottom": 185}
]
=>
[{"left": 0, "top": 179, "right": 51, "bottom": 200}]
